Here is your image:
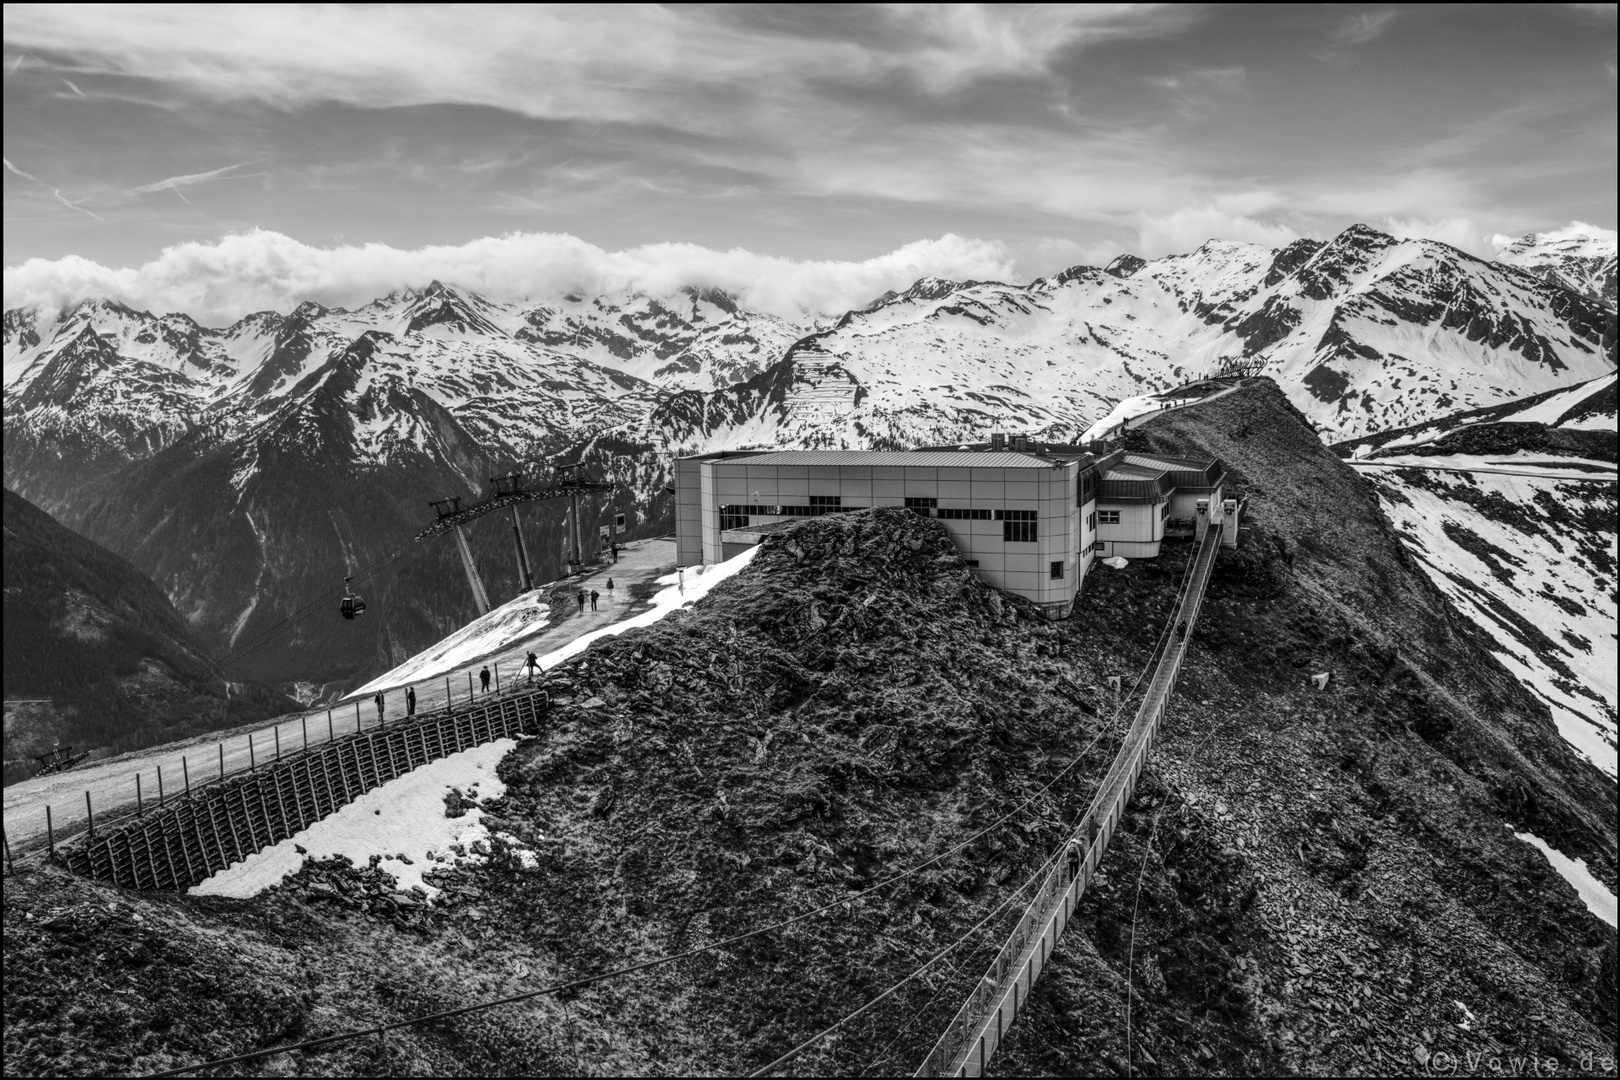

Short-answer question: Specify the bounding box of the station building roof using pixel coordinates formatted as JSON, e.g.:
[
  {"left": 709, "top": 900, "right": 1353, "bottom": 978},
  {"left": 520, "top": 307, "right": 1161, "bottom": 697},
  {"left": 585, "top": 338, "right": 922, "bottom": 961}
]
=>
[
  {"left": 715, "top": 450, "right": 1065, "bottom": 469},
  {"left": 1122, "top": 453, "right": 1225, "bottom": 490},
  {"left": 1100, "top": 462, "right": 1176, "bottom": 501}
]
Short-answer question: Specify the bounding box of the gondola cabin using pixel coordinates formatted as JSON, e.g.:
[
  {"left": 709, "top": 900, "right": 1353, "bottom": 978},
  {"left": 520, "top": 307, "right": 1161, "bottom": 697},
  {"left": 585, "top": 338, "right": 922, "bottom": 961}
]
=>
[{"left": 341, "top": 577, "right": 366, "bottom": 619}]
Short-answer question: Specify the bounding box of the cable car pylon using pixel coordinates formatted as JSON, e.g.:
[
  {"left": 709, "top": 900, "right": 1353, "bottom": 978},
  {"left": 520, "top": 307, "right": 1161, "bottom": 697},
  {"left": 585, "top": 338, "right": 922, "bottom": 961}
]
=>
[{"left": 419, "top": 462, "right": 613, "bottom": 616}]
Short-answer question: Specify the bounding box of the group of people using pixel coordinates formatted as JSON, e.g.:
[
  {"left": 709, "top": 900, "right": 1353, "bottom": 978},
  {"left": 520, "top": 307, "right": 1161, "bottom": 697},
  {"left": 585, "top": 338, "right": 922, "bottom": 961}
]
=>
[
  {"left": 575, "top": 577, "right": 614, "bottom": 614},
  {"left": 364, "top": 567, "right": 624, "bottom": 727}
]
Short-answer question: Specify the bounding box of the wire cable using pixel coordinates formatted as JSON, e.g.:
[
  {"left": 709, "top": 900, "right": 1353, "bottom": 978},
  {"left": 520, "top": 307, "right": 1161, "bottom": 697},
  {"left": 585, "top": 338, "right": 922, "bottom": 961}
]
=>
[
  {"left": 203, "top": 535, "right": 424, "bottom": 677},
  {"left": 151, "top": 534, "right": 1207, "bottom": 1077},
  {"left": 1122, "top": 638, "right": 1230, "bottom": 1073}
]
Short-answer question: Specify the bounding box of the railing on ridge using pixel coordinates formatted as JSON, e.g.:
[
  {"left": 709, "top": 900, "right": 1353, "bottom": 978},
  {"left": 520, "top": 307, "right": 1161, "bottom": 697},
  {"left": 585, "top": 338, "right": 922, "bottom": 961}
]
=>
[
  {"left": 916, "top": 520, "right": 1224, "bottom": 1077},
  {"left": 49, "top": 686, "right": 549, "bottom": 892}
]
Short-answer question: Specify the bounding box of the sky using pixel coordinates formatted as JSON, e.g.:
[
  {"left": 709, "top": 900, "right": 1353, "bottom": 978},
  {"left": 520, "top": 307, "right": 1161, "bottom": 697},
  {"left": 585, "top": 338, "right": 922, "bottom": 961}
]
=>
[{"left": 2, "top": 3, "right": 1616, "bottom": 321}]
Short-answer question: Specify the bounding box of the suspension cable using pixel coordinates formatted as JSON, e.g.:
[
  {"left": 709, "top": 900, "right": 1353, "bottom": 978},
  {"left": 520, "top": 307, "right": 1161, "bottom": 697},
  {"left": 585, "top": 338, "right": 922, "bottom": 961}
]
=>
[{"left": 152, "top": 540, "right": 1205, "bottom": 1077}]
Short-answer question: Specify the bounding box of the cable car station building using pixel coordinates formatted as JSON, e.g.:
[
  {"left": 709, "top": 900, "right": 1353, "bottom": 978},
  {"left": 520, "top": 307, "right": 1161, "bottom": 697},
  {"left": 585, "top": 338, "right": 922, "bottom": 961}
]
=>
[{"left": 674, "top": 436, "right": 1233, "bottom": 620}]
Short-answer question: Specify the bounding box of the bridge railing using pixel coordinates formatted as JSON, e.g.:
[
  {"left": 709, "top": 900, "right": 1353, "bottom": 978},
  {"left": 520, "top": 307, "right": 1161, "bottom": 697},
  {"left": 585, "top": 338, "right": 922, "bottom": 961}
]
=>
[
  {"left": 49, "top": 688, "right": 548, "bottom": 892},
  {"left": 917, "top": 522, "right": 1222, "bottom": 1077}
]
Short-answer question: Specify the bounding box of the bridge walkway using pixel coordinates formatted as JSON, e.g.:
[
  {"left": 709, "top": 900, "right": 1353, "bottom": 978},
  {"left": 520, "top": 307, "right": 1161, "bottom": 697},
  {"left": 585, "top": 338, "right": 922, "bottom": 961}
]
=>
[{"left": 918, "top": 518, "right": 1224, "bottom": 1077}]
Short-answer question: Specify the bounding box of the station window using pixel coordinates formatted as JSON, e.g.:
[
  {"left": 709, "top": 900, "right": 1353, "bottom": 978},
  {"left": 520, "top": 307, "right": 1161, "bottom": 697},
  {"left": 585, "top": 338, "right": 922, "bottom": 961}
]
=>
[
  {"left": 1098, "top": 510, "right": 1121, "bottom": 525},
  {"left": 964, "top": 559, "right": 980, "bottom": 567},
  {"left": 937, "top": 507, "right": 991, "bottom": 520},
  {"left": 719, "top": 505, "right": 749, "bottom": 530},
  {"left": 1086, "top": 511, "right": 1096, "bottom": 531},
  {"left": 904, "top": 497, "right": 938, "bottom": 517},
  {"left": 1161, "top": 502, "right": 1170, "bottom": 518},
  {"left": 1050, "top": 560, "right": 1064, "bottom": 579},
  {"left": 998, "top": 508, "right": 1037, "bottom": 542}
]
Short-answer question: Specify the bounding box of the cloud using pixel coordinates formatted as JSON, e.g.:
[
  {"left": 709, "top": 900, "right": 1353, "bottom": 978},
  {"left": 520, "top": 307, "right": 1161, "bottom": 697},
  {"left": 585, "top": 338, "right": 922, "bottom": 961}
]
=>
[
  {"left": 1334, "top": 9, "right": 1400, "bottom": 46},
  {"left": 3, "top": 156, "right": 41, "bottom": 183},
  {"left": 2, "top": 5, "right": 1195, "bottom": 127},
  {"left": 1380, "top": 216, "right": 1494, "bottom": 258},
  {"left": 50, "top": 188, "right": 103, "bottom": 222},
  {"left": 1489, "top": 219, "right": 1619, "bottom": 251},
  {"left": 1, "top": 228, "right": 1020, "bottom": 324},
  {"left": 1134, "top": 206, "right": 1299, "bottom": 256},
  {"left": 129, "top": 161, "right": 261, "bottom": 203}
]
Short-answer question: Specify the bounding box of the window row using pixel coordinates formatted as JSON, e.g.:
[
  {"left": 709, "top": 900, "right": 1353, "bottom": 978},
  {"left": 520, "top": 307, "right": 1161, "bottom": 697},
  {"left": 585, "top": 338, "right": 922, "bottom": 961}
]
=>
[{"left": 1098, "top": 510, "right": 1121, "bottom": 525}]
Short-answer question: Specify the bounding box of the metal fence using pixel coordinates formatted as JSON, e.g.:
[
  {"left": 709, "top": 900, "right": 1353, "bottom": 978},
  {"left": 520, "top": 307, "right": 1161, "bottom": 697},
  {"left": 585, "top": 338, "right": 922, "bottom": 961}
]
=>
[
  {"left": 46, "top": 688, "right": 547, "bottom": 891},
  {"left": 917, "top": 522, "right": 1223, "bottom": 1077}
]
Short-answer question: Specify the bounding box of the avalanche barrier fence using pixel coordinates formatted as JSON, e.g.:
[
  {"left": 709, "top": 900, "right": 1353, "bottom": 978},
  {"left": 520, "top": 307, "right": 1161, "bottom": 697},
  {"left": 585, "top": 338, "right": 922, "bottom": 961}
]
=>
[
  {"left": 52, "top": 689, "right": 547, "bottom": 892},
  {"left": 917, "top": 520, "right": 1224, "bottom": 1077}
]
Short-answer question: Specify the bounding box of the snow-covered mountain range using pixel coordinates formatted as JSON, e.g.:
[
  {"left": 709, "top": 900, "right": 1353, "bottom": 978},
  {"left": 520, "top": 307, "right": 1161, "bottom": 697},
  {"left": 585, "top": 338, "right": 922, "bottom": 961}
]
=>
[
  {"left": 3, "top": 223, "right": 1614, "bottom": 694},
  {"left": 1494, "top": 227, "right": 1617, "bottom": 309}
]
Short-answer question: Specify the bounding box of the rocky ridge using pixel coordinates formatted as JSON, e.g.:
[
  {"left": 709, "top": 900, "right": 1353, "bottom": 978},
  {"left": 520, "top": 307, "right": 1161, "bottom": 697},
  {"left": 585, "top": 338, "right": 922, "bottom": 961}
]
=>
[{"left": 3, "top": 382, "right": 1613, "bottom": 1077}]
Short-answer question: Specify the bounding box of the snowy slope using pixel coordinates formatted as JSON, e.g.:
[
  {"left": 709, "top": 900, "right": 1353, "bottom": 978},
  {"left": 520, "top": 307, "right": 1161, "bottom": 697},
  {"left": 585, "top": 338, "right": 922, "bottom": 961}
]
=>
[
  {"left": 1336, "top": 373, "right": 1617, "bottom": 459},
  {"left": 4, "top": 222, "right": 1613, "bottom": 687},
  {"left": 637, "top": 224, "right": 1615, "bottom": 453},
  {"left": 1361, "top": 465, "right": 1616, "bottom": 776},
  {"left": 1494, "top": 228, "right": 1617, "bottom": 309}
]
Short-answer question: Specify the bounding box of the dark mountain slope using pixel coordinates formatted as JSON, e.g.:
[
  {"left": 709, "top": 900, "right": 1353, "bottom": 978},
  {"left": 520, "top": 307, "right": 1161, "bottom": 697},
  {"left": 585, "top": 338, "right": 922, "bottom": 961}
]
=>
[
  {"left": 4, "top": 383, "right": 1615, "bottom": 1077},
  {"left": 992, "top": 380, "right": 1616, "bottom": 1075},
  {"left": 2, "top": 489, "right": 297, "bottom": 784}
]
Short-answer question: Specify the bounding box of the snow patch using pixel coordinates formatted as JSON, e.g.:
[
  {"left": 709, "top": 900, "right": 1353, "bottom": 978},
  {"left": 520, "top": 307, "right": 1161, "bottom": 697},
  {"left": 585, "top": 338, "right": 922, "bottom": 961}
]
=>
[
  {"left": 1512, "top": 830, "right": 1618, "bottom": 928},
  {"left": 535, "top": 546, "right": 760, "bottom": 671},
  {"left": 356, "top": 587, "right": 551, "bottom": 695},
  {"left": 190, "top": 737, "right": 522, "bottom": 901}
]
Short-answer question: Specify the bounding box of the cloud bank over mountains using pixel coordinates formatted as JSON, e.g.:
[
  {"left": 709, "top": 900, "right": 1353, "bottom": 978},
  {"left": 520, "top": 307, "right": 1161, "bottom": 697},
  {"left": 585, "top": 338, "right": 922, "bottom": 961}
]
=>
[
  {"left": 1, "top": 229, "right": 1020, "bottom": 324},
  {"left": 7, "top": 217, "right": 1618, "bottom": 327}
]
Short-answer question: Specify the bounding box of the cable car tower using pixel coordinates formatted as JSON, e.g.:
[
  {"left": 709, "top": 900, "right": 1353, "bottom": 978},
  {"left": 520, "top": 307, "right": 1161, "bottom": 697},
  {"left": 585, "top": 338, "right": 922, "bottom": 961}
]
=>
[{"left": 417, "top": 461, "right": 614, "bottom": 615}]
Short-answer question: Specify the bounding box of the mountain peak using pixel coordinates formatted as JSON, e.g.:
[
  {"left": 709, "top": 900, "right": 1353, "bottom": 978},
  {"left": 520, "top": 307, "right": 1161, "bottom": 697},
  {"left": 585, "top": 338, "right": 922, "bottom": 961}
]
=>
[{"left": 1104, "top": 254, "right": 1146, "bottom": 279}]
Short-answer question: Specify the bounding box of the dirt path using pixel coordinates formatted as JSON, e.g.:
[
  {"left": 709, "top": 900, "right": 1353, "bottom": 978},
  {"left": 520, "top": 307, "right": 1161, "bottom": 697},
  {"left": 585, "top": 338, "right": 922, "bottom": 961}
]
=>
[
  {"left": 2, "top": 539, "right": 676, "bottom": 857},
  {"left": 1347, "top": 460, "right": 1616, "bottom": 483}
]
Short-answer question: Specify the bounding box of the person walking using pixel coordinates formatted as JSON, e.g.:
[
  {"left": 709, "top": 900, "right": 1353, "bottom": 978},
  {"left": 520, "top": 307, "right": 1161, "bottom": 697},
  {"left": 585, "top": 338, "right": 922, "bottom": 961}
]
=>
[
  {"left": 525, "top": 651, "right": 540, "bottom": 684},
  {"left": 406, "top": 687, "right": 416, "bottom": 716},
  {"left": 373, "top": 691, "right": 385, "bottom": 722},
  {"left": 606, "top": 577, "right": 614, "bottom": 603},
  {"left": 480, "top": 666, "right": 491, "bottom": 694},
  {"left": 577, "top": 589, "right": 587, "bottom": 615},
  {"left": 611, "top": 541, "right": 619, "bottom": 563},
  {"left": 590, "top": 588, "right": 600, "bottom": 611}
]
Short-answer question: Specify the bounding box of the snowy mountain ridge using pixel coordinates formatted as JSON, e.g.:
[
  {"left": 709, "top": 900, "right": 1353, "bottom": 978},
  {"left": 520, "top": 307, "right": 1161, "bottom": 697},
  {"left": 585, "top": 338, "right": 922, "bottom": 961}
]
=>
[{"left": 2, "top": 222, "right": 1613, "bottom": 690}]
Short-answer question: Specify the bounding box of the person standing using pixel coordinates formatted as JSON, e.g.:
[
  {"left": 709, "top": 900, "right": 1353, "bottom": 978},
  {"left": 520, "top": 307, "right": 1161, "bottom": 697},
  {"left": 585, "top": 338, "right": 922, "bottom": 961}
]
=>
[
  {"left": 406, "top": 687, "right": 416, "bottom": 716},
  {"left": 605, "top": 577, "right": 615, "bottom": 603},
  {"left": 577, "top": 589, "right": 587, "bottom": 614},
  {"left": 611, "top": 541, "right": 619, "bottom": 563},
  {"left": 373, "top": 691, "right": 384, "bottom": 722},
  {"left": 590, "top": 589, "right": 600, "bottom": 611},
  {"left": 526, "top": 651, "right": 540, "bottom": 683},
  {"left": 480, "top": 666, "right": 491, "bottom": 694}
]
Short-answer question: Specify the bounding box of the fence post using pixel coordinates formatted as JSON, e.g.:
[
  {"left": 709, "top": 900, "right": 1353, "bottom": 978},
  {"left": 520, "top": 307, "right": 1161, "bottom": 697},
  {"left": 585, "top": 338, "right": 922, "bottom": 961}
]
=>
[
  {"left": 3, "top": 830, "right": 12, "bottom": 875},
  {"left": 274, "top": 726, "right": 281, "bottom": 761},
  {"left": 220, "top": 742, "right": 226, "bottom": 779},
  {"left": 446, "top": 677, "right": 452, "bottom": 711},
  {"left": 468, "top": 672, "right": 474, "bottom": 704},
  {"left": 183, "top": 756, "right": 191, "bottom": 796},
  {"left": 137, "top": 773, "right": 144, "bottom": 817},
  {"left": 86, "top": 791, "right": 95, "bottom": 838},
  {"left": 157, "top": 765, "right": 165, "bottom": 807},
  {"left": 356, "top": 700, "right": 362, "bottom": 732},
  {"left": 249, "top": 734, "right": 256, "bottom": 771},
  {"left": 46, "top": 806, "right": 54, "bottom": 857},
  {"left": 494, "top": 662, "right": 501, "bottom": 692},
  {"left": 328, "top": 708, "right": 334, "bottom": 742},
  {"left": 302, "top": 715, "right": 308, "bottom": 750}
]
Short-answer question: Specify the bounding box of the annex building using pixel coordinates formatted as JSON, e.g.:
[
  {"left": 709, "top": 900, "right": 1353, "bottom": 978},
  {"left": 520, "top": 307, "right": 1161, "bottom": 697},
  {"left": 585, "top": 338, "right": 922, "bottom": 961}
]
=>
[{"left": 674, "top": 435, "right": 1236, "bottom": 619}]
